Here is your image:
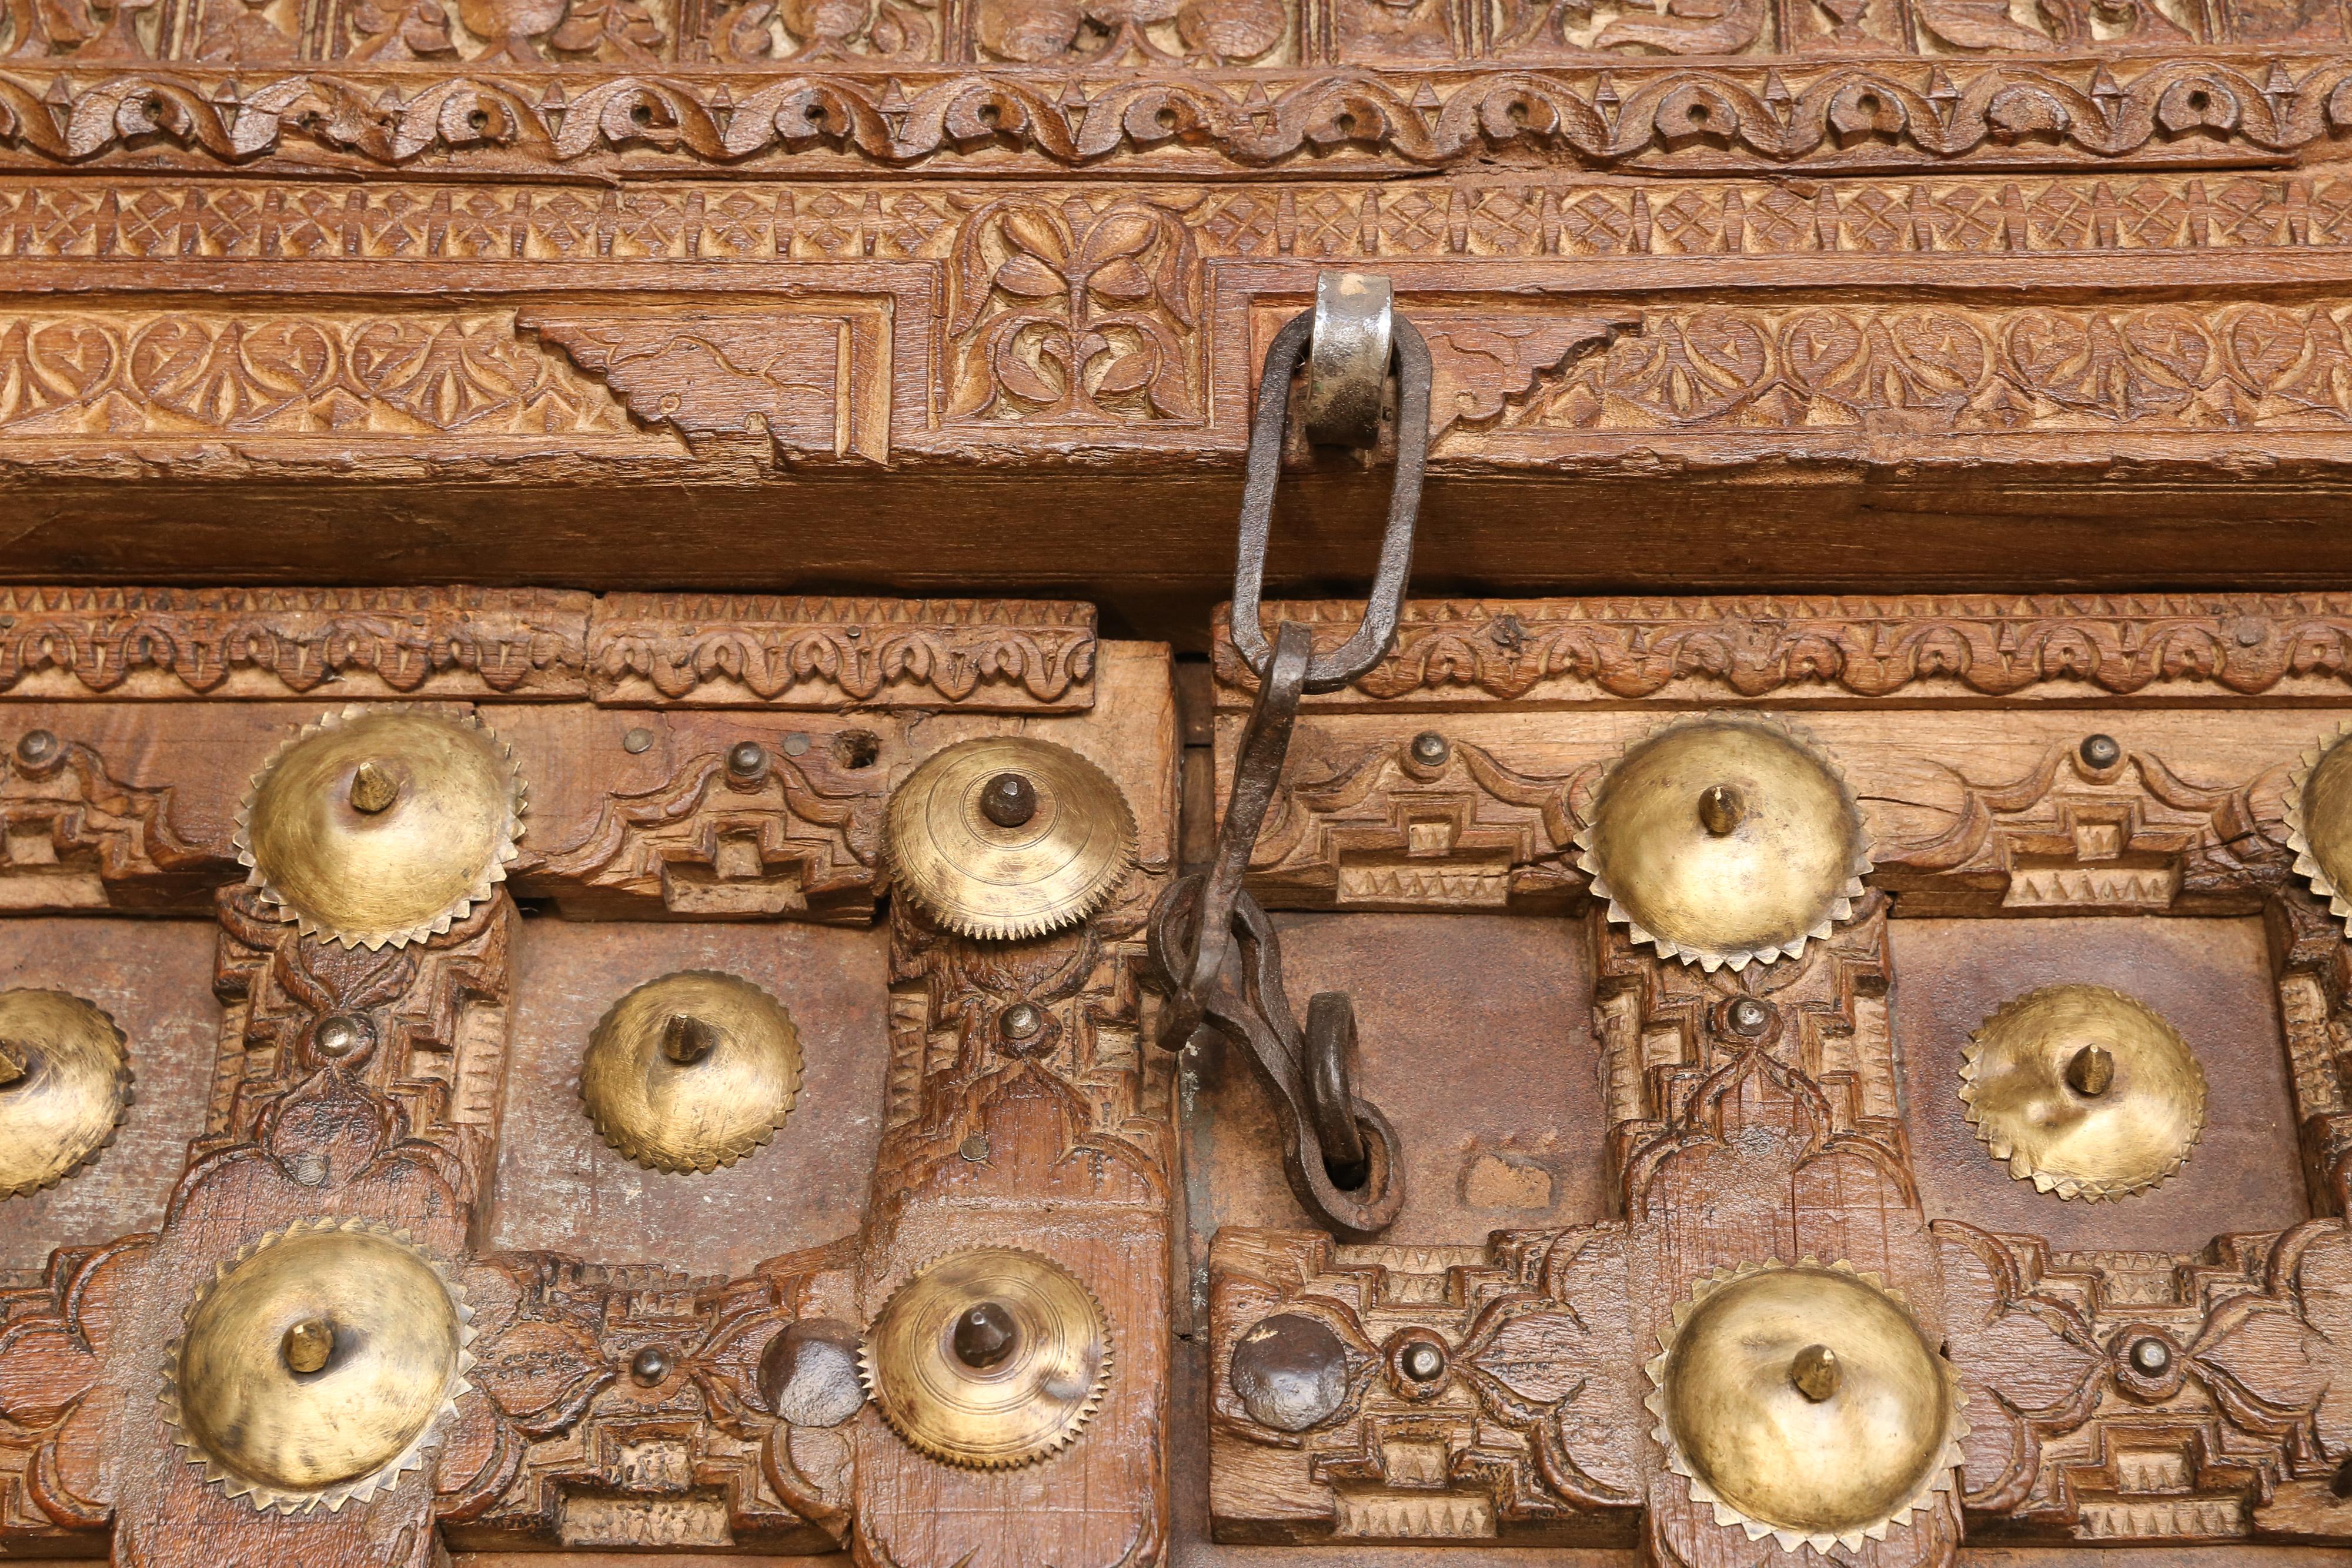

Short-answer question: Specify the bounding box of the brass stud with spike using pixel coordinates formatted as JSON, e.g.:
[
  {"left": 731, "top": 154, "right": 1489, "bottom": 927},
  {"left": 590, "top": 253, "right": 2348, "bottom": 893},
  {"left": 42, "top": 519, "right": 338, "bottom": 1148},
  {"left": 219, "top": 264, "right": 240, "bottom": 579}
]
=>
[
  {"left": 1575, "top": 714, "right": 1872, "bottom": 972},
  {"left": 861, "top": 1246, "right": 1111, "bottom": 1469},
  {"left": 1960, "top": 984, "right": 2206, "bottom": 1200},
  {"left": 885, "top": 737, "right": 1137, "bottom": 941},
  {"left": 1646, "top": 1260, "right": 1967, "bottom": 1554},
  {"left": 161, "top": 1219, "right": 473, "bottom": 1514},
  {"left": 0, "top": 989, "right": 131, "bottom": 1200},
  {"left": 2286, "top": 718, "right": 2352, "bottom": 932},
  {"left": 235, "top": 705, "right": 526, "bottom": 951},
  {"left": 580, "top": 970, "right": 803, "bottom": 1174}
]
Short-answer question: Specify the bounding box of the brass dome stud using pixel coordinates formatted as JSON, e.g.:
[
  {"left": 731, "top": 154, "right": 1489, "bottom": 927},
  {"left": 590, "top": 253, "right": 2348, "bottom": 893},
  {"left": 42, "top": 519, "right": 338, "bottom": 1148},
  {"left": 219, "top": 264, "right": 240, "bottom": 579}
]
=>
[
  {"left": 886, "top": 738, "right": 1137, "bottom": 941},
  {"left": 161, "top": 1219, "right": 473, "bottom": 1515},
  {"left": 1575, "top": 714, "right": 1872, "bottom": 973},
  {"left": 2287, "top": 720, "right": 2352, "bottom": 934},
  {"left": 235, "top": 706, "right": 526, "bottom": 951},
  {"left": 1646, "top": 1261, "right": 1967, "bottom": 1555},
  {"left": 0, "top": 989, "right": 132, "bottom": 1200},
  {"left": 580, "top": 971, "right": 803, "bottom": 1175},
  {"left": 1960, "top": 984, "right": 2206, "bottom": 1201},
  {"left": 860, "top": 1247, "right": 1111, "bottom": 1470}
]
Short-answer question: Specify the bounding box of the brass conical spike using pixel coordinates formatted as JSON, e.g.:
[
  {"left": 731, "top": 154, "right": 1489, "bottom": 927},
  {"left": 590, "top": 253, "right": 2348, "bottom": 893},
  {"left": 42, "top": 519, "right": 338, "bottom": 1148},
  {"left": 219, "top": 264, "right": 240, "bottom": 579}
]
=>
[
  {"left": 159, "top": 1219, "right": 473, "bottom": 1515},
  {"left": 579, "top": 970, "right": 803, "bottom": 1174},
  {"left": 1644, "top": 1260, "right": 1967, "bottom": 1555},
  {"left": 0, "top": 989, "right": 132, "bottom": 1200},
  {"left": 1960, "top": 984, "right": 2205, "bottom": 1201},
  {"left": 1574, "top": 713, "right": 1872, "bottom": 973},
  {"left": 885, "top": 737, "right": 1137, "bottom": 941},
  {"left": 860, "top": 1246, "right": 1112, "bottom": 1469},
  {"left": 234, "top": 705, "right": 526, "bottom": 951}
]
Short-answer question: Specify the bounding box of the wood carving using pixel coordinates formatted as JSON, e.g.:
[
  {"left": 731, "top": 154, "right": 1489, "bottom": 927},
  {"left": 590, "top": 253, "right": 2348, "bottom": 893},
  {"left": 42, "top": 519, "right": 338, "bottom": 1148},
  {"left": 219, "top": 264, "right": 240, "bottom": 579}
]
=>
[
  {"left": 0, "top": 59, "right": 2343, "bottom": 171},
  {"left": 0, "top": 614, "right": 1179, "bottom": 1568},
  {"left": 0, "top": 310, "right": 650, "bottom": 439},
  {"left": 0, "top": 729, "right": 217, "bottom": 907},
  {"left": 12, "top": 174, "right": 2352, "bottom": 267},
  {"left": 584, "top": 594, "right": 1096, "bottom": 710},
  {"left": 1217, "top": 595, "right": 2352, "bottom": 706},
  {"left": 522, "top": 306, "right": 893, "bottom": 461},
  {"left": 0, "top": 587, "right": 588, "bottom": 700},
  {"left": 520, "top": 722, "right": 893, "bottom": 921}
]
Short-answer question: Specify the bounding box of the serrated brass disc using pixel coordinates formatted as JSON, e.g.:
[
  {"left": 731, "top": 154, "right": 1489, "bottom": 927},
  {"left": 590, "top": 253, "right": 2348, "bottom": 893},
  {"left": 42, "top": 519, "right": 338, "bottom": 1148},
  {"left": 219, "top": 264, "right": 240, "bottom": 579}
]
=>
[
  {"left": 1960, "top": 984, "right": 2205, "bottom": 1201},
  {"left": 0, "top": 989, "right": 130, "bottom": 1199},
  {"left": 1646, "top": 1262, "right": 1965, "bottom": 1554},
  {"left": 1575, "top": 714, "right": 1870, "bottom": 972},
  {"left": 236, "top": 706, "right": 526, "bottom": 951},
  {"left": 162, "top": 1219, "right": 472, "bottom": 1514},
  {"left": 886, "top": 737, "right": 1135, "bottom": 940},
  {"left": 580, "top": 970, "right": 803, "bottom": 1174},
  {"left": 861, "top": 1246, "right": 1111, "bottom": 1469},
  {"left": 2287, "top": 721, "right": 2352, "bottom": 932}
]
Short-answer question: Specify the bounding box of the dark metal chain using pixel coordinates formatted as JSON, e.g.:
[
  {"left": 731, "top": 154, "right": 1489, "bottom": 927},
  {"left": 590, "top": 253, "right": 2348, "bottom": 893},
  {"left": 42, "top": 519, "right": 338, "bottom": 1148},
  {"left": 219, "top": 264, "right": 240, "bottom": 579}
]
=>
[{"left": 1148, "top": 275, "right": 1430, "bottom": 1240}]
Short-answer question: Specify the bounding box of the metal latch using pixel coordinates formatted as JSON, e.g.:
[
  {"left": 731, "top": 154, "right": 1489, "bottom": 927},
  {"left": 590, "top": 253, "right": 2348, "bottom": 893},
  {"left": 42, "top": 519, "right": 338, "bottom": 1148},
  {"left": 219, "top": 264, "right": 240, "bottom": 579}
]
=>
[{"left": 1149, "top": 270, "right": 1431, "bottom": 1240}]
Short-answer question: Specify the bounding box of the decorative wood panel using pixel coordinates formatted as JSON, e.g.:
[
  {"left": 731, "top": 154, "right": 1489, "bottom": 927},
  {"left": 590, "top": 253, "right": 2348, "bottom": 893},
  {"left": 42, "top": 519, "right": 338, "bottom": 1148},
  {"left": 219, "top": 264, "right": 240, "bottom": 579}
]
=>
[{"left": 1199, "top": 593, "right": 2352, "bottom": 1560}]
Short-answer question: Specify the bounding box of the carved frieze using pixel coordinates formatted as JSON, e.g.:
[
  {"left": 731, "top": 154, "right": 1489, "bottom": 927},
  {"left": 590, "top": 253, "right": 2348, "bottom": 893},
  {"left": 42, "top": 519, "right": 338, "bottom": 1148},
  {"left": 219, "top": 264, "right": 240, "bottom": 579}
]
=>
[
  {"left": 0, "top": 58, "right": 2343, "bottom": 173},
  {"left": 1217, "top": 595, "right": 2352, "bottom": 706}
]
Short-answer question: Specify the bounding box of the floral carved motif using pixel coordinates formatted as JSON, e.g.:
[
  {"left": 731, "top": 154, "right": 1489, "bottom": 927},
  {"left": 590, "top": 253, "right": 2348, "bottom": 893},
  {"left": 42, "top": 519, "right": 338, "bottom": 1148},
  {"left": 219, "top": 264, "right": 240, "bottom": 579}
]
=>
[
  {"left": 0, "top": 311, "right": 642, "bottom": 437},
  {"left": 947, "top": 196, "right": 1201, "bottom": 425},
  {"left": 1509, "top": 302, "right": 2352, "bottom": 433}
]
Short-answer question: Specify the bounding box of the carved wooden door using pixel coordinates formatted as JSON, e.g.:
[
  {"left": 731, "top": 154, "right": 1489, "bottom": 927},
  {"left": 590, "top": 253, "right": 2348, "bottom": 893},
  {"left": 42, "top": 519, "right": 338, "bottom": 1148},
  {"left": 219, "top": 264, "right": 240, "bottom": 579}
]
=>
[{"left": 7, "top": 0, "right": 2352, "bottom": 1549}]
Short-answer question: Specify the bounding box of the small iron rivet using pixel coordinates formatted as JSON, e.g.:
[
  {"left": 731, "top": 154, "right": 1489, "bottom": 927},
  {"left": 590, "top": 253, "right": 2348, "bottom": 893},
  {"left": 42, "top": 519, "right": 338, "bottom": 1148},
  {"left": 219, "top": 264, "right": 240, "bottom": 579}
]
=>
[
  {"left": 15, "top": 730, "right": 56, "bottom": 765},
  {"left": 959, "top": 1134, "right": 992, "bottom": 1164},
  {"left": 952, "top": 1301, "right": 1018, "bottom": 1369},
  {"left": 1401, "top": 1341, "right": 1446, "bottom": 1382},
  {"left": 661, "top": 1012, "right": 720, "bottom": 1066},
  {"left": 782, "top": 732, "right": 811, "bottom": 757},
  {"left": 2236, "top": 621, "right": 2265, "bottom": 647},
  {"left": 1698, "top": 783, "right": 1745, "bottom": 837},
  {"left": 1789, "top": 1342, "right": 1841, "bottom": 1402},
  {"left": 348, "top": 759, "right": 400, "bottom": 815},
  {"left": 281, "top": 1318, "right": 335, "bottom": 1375},
  {"left": 630, "top": 1346, "right": 671, "bottom": 1385},
  {"left": 980, "top": 771, "right": 1039, "bottom": 829},
  {"left": 2066, "top": 1044, "right": 2115, "bottom": 1098},
  {"left": 1410, "top": 731, "right": 1449, "bottom": 767},
  {"left": 1728, "top": 998, "right": 1772, "bottom": 1037},
  {"left": 2080, "top": 734, "right": 2122, "bottom": 769},
  {"left": 622, "top": 727, "right": 654, "bottom": 754},
  {"left": 2130, "top": 1336, "right": 2171, "bottom": 1375},
  {"left": 313, "top": 1014, "right": 369, "bottom": 1059},
  {"left": 1001, "top": 1002, "right": 1044, "bottom": 1042},
  {"left": 727, "top": 741, "right": 769, "bottom": 782}
]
